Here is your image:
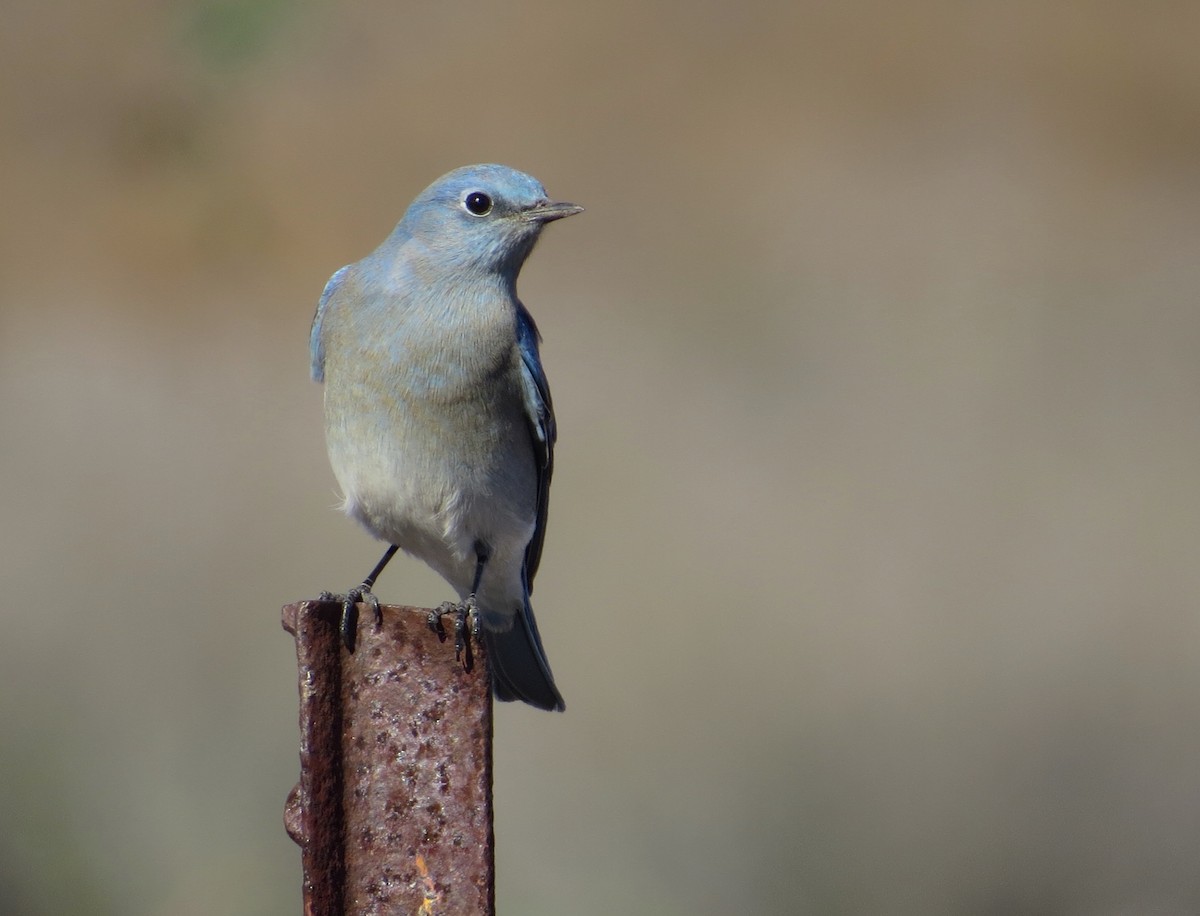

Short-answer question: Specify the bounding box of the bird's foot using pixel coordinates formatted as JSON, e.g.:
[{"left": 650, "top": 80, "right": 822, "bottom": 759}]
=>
[
  {"left": 426, "top": 595, "right": 479, "bottom": 672},
  {"left": 320, "top": 585, "right": 382, "bottom": 652}
]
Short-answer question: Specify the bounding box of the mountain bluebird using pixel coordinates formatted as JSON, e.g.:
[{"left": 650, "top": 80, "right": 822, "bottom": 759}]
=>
[{"left": 310, "top": 164, "right": 580, "bottom": 712}]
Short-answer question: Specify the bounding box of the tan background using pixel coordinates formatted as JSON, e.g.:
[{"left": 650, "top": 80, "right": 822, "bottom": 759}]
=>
[{"left": 2, "top": 2, "right": 1199, "bottom": 913}]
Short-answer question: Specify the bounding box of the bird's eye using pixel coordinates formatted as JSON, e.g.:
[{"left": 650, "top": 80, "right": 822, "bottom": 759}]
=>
[{"left": 464, "top": 192, "right": 493, "bottom": 216}]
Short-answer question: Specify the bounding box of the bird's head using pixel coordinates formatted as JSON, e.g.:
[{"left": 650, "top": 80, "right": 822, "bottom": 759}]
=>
[{"left": 399, "top": 164, "right": 582, "bottom": 277}]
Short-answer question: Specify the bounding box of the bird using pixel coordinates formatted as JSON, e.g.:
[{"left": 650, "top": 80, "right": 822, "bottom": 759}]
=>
[{"left": 310, "top": 164, "right": 580, "bottom": 712}]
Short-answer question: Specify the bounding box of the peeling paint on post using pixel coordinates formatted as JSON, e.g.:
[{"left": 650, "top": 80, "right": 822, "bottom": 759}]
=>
[{"left": 283, "top": 600, "right": 495, "bottom": 916}]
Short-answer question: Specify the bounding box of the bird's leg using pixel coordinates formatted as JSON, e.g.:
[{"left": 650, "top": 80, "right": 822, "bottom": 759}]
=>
[
  {"left": 426, "top": 542, "right": 489, "bottom": 672},
  {"left": 320, "top": 544, "right": 399, "bottom": 652}
]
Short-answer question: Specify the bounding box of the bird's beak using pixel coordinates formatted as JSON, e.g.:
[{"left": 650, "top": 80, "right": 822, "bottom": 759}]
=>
[{"left": 523, "top": 200, "right": 585, "bottom": 223}]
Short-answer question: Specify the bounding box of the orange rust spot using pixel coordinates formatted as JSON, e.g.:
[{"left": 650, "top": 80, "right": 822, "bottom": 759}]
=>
[{"left": 415, "top": 853, "right": 441, "bottom": 914}]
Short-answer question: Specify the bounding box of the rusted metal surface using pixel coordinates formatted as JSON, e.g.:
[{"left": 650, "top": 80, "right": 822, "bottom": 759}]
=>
[
  {"left": 283, "top": 599, "right": 347, "bottom": 914},
  {"left": 283, "top": 599, "right": 495, "bottom": 916}
]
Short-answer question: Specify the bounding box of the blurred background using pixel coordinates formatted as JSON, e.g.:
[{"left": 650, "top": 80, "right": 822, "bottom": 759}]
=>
[{"left": 2, "top": 1, "right": 1199, "bottom": 913}]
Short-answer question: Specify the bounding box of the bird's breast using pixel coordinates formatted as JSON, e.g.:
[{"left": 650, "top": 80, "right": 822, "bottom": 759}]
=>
[{"left": 320, "top": 291, "right": 534, "bottom": 556}]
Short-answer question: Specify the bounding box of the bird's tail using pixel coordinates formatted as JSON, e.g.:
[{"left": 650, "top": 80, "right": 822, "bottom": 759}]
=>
[{"left": 484, "top": 597, "right": 565, "bottom": 712}]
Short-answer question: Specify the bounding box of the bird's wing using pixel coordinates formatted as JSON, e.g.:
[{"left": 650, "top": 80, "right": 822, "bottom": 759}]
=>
[
  {"left": 309, "top": 265, "right": 350, "bottom": 383},
  {"left": 515, "top": 302, "right": 557, "bottom": 591}
]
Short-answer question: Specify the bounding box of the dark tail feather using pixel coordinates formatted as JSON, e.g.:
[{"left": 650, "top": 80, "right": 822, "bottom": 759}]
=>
[{"left": 484, "top": 598, "right": 564, "bottom": 712}]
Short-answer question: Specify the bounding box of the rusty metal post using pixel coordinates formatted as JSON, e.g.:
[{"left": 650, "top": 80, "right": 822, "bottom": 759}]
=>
[{"left": 283, "top": 599, "right": 495, "bottom": 916}]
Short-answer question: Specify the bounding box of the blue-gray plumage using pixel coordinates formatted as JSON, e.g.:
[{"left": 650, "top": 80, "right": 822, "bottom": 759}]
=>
[{"left": 310, "top": 164, "right": 579, "bottom": 711}]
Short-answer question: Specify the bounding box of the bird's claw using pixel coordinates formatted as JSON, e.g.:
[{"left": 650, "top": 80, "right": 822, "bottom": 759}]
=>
[
  {"left": 426, "top": 595, "right": 478, "bottom": 672},
  {"left": 427, "top": 602, "right": 453, "bottom": 642},
  {"left": 324, "top": 584, "right": 382, "bottom": 652}
]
